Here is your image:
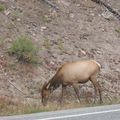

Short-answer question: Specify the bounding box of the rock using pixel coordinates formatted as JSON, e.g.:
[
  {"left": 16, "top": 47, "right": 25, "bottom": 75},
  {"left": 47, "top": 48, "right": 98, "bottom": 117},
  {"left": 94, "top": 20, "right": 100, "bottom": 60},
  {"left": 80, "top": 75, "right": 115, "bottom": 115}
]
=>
[
  {"left": 80, "top": 50, "right": 86, "bottom": 55},
  {"left": 17, "top": 18, "right": 21, "bottom": 21},
  {"left": 4, "top": 10, "right": 10, "bottom": 16},
  {"left": 58, "top": 0, "right": 70, "bottom": 6},
  {"left": 90, "top": 13, "right": 95, "bottom": 16},
  {"left": 69, "top": 13, "right": 74, "bottom": 18},
  {"left": 76, "top": 4, "right": 80, "bottom": 7},
  {"left": 40, "top": 26, "right": 47, "bottom": 31}
]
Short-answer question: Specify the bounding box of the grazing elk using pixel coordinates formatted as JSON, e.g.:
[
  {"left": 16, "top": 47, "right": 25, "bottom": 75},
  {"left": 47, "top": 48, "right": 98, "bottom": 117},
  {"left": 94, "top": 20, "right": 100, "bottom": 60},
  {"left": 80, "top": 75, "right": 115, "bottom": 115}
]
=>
[{"left": 41, "top": 60, "right": 103, "bottom": 106}]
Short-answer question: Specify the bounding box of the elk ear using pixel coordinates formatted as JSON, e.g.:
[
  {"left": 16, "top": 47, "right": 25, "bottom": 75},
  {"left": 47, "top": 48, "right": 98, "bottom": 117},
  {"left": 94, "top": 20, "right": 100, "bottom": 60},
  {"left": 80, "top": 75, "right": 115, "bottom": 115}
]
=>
[{"left": 46, "top": 83, "right": 50, "bottom": 90}]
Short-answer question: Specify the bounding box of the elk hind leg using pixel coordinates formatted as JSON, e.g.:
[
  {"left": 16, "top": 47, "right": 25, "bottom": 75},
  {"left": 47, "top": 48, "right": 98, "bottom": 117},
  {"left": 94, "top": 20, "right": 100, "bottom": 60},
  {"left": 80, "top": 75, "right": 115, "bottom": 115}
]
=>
[{"left": 90, "top": 76, "right": 103, "bottom": 104}]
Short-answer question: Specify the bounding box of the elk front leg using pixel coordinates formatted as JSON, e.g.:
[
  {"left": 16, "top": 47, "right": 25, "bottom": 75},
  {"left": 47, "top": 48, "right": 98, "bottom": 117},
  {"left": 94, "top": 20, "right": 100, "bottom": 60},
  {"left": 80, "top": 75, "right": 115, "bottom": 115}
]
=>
[{"left": 59, "top": 84, "right": 66, "bottom": 104}]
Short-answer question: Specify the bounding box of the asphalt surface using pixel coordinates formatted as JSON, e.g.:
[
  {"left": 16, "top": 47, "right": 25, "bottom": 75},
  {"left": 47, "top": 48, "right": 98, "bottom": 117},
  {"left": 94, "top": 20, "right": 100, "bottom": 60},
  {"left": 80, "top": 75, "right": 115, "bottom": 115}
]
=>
[{"left": 0, "top": 104, "right": 120, "bottom": 120}]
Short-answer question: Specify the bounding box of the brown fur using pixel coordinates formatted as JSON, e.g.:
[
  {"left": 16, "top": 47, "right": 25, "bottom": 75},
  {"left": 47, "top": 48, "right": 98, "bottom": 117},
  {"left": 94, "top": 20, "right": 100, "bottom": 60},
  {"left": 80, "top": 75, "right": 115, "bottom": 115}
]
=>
[{"left": 41, "top": 60, "right": 103, "bottom": 105}]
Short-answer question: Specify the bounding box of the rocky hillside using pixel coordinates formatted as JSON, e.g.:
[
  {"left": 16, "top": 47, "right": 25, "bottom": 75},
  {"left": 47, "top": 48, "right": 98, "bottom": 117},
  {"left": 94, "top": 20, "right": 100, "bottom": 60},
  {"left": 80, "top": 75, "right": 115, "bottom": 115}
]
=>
[{"left": 0, "top": 0, "right": 120, "bottom": 115}]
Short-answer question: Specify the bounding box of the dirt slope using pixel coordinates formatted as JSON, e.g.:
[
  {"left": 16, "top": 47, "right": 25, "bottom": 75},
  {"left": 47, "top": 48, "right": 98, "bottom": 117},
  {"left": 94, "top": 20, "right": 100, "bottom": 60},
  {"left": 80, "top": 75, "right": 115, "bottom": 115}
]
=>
[{"left": 0, "top": 0, "right": 120, "bottom": 114}]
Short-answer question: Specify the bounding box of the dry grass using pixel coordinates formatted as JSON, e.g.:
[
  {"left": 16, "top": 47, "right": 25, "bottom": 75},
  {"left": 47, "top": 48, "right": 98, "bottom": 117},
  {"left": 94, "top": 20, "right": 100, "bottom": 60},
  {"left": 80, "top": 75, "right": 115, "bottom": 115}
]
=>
[
  {"left": 0, "top": 96, "right": 48, "bottom": 116},
  {"left": 43, "top": 37, "right": 51, "bottom": 49},
  {"left": 0, "top": 95, "right": 120, "bottom": 116}
]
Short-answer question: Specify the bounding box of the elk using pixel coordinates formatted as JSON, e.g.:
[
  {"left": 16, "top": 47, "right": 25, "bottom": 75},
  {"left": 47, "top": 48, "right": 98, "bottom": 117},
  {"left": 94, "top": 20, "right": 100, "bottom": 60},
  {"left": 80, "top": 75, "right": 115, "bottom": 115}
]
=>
[{"left": 41, "top": 60, "right": 103, "bottom": 106}]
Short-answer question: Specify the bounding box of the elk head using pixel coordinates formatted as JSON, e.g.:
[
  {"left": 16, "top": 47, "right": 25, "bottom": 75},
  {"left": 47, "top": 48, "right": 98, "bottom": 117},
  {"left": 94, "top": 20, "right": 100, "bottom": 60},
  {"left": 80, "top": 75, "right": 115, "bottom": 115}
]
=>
[{"left": 41, "top": 82, "right": 51, "bottom": 106}]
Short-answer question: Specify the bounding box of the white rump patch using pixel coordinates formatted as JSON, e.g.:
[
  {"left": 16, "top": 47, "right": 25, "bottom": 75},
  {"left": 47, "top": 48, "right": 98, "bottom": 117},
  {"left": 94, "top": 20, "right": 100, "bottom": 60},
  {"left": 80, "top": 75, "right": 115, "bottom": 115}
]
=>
[{"left": 91, "top": 60, "right": 101, "bottom": 68}]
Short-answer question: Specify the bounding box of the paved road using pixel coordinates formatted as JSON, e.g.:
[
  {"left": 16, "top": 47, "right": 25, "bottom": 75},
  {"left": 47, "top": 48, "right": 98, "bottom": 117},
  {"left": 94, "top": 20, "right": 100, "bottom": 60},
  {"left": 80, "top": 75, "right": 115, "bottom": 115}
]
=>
[{"left": 1, "top": 104, "right": 120, "bottom": 120}]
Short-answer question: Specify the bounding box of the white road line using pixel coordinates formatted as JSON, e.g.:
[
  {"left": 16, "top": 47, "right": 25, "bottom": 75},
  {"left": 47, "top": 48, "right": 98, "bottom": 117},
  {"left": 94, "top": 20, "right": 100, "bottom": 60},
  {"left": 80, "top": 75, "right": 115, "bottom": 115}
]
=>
[{"left": 38, "top": 108, "right": 120, "bottom": 120}]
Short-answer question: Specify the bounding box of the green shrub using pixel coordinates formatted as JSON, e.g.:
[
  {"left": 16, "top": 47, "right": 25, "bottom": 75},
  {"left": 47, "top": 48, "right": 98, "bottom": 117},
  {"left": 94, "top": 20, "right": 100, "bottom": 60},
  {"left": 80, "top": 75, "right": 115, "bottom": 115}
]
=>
[
  {"left": 0, "top": 4, "right": 6, "bottom": 12},
  {"left": 42, "top": 15, "right": 52, "bottom": 23},
  {"left": 8, "top": 36, "right": 38, "bottom": 64},
  {"left": 115, "top": 28, "right": 120, "bottom": 37}
]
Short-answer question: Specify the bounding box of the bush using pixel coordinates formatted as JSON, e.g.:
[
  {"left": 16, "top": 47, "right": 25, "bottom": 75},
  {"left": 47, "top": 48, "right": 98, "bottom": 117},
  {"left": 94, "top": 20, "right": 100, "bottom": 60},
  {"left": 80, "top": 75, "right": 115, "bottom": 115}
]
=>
[
  {"left": 0, "top": 4, "right": 6, "bottom": 12},
  {"left": 8, "top": 36, "right": 38, "bottom": 64}
]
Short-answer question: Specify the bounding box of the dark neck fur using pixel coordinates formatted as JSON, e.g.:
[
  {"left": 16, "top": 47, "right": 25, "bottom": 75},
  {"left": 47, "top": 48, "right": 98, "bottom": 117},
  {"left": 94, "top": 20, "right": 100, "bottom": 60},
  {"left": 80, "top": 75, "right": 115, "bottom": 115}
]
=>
[{"left": 46, "top": 75, "right": 61, "bottom": 91}]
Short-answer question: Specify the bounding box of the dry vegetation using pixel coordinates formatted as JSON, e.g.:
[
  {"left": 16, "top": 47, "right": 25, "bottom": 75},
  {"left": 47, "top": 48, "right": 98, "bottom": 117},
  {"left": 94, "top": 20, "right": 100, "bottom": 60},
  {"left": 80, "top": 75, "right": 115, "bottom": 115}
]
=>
[{"left": 0, "top": 0, "right": 120, "bottom": 115}]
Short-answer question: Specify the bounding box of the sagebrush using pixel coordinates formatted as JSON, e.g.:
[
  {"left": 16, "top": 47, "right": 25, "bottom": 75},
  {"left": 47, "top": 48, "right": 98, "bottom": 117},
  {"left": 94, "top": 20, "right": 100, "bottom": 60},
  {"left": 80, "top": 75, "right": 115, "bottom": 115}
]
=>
[
  {"left": 0, "top": 4, "right": 6, "bottom": 12},
  {"left": 8, "top": 36, "right": 38, "bottom": 64}
]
